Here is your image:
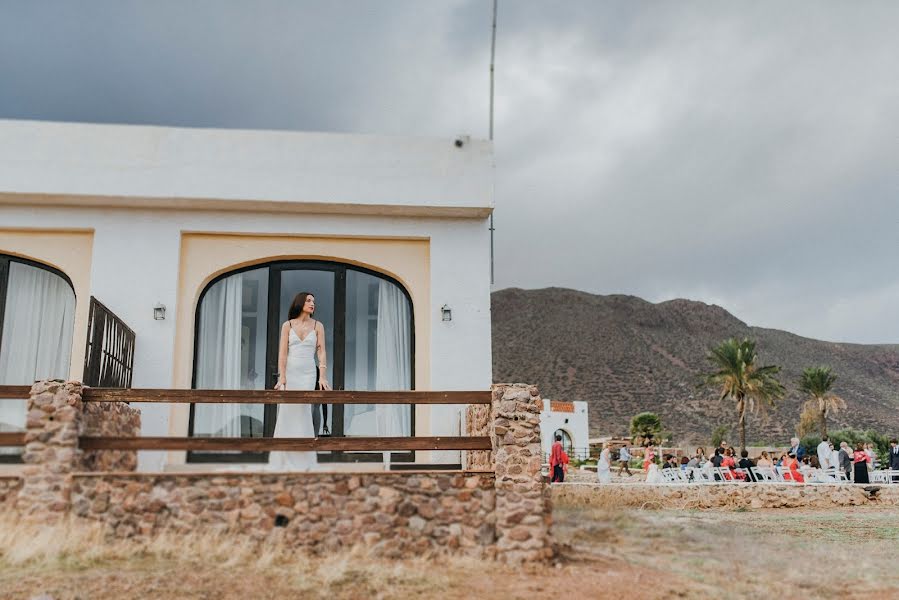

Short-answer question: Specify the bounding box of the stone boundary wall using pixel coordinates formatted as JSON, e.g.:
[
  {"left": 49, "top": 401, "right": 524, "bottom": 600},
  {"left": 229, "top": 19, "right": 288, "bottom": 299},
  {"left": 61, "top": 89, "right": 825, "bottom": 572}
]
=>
[
  {"left": 3, "top": 381, "right": 554, "bottom": 563},
  {"left": 0, "top": 476, "right": 21, "bottom": 509},
  {"left": 554, "top": 483, "right": 899, "bottom": 509},
  {"left": 15, "top": 380, "right": 140, "bottom": 521},
  {"left": 72, "top": 471, "right": 496, "bottom": 557},
  {"left": 81, "top": 401, "right": 141, "bottom": 471}
]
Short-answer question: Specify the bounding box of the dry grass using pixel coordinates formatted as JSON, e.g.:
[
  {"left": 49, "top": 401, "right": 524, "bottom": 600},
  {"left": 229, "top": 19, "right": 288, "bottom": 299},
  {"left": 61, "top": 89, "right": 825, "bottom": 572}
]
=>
[
  {"left": 0, "top": 516, "right": 475, "bottom": 599},
  {"left": 4, "top": 505, "right": 899, "bottom": 599}
]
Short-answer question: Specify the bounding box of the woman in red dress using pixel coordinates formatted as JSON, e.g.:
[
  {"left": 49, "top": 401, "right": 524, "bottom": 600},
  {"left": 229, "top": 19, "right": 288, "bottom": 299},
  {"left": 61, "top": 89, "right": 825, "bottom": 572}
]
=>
[
  {"left": 549, "top": 434, "right": 569, "bottom": 483},
  {"left": 643, "top": 444, "right": 656, "bottom": 472},
  {"left": 721, "top": 447, "right": 746, "bottom": 481},
  {"left": 853, "top": 442, "right": 871, "bottom": 484},
  {"left": 783, "top": 452, "right": 804, "bottom": 482}
]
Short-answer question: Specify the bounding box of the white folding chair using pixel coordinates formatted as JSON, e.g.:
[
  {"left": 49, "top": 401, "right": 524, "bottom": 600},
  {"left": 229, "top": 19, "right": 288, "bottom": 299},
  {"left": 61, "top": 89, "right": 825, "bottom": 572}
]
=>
[
  {"left": 870, "top": 470, "right": 891, "bottom": 484},
  {"left": 714, "top": 467, "right": 738, "bottom": 483},
  {"left": 660, "top": 468, "right": 679, "bottom": 483},
  {"left": 691, "top": 467, "right": 714, "bottom": 484}
]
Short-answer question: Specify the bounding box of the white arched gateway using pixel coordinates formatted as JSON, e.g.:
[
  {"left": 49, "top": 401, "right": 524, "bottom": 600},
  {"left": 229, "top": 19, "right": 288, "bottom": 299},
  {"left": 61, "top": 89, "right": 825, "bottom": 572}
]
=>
[
  {"left": 189, "top": 259, "right": 414, "bottom": 464},
  {"left": 0, "top": 254, "right": 76, "bottom": 458}
]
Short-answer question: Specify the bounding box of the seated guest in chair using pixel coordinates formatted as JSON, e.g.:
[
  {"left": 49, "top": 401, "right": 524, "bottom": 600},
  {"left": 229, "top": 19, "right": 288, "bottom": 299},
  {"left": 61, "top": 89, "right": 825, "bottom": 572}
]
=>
[{"left": 738, "top": 449, "right": 755, "bottom": 482}]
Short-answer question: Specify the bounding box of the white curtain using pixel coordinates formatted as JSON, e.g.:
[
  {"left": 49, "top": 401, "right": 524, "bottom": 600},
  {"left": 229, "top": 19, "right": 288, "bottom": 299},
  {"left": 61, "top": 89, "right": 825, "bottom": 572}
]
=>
[
  {"left": 194, "top": 274, "right": 243, "bottom": 437},
  {"left": 374, "top": 280, "right": 412, "bottom": 438},
  {"left": 0, "top": 262, "right": 76, "bottom": 435}
]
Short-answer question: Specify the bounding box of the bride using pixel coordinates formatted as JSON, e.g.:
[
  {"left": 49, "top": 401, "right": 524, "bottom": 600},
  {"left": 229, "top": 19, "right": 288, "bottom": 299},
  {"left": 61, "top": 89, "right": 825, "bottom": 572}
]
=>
[{"left": 269, "top": 291, "right": 331, "bottom": 471}]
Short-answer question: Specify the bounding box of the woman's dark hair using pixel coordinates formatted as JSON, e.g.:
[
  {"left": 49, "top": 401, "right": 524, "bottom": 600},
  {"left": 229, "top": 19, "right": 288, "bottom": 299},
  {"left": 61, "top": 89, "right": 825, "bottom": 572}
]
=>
[
  {"left": 714, "top": 447, "right": 722, "bottom": 456},
  {"left": 288, "top": 292, "right": 315, "bottom": 320}
]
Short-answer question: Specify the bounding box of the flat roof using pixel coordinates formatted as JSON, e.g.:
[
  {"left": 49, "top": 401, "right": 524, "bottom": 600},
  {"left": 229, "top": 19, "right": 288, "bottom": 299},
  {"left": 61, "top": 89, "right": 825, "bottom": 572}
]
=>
[{"left": 0, "top": 119, "right": 493, "bottom": 217}]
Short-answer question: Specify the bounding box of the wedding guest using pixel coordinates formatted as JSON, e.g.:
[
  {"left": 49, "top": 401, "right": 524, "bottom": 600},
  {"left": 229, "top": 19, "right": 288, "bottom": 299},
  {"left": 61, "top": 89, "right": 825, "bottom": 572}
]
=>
[
  {"left": 711, "top": 447, "right": 724, "bottom": 468},
  {"left": 817, "top": 436, "right": 831, "bottom": 470},
  {"left": 888, "top": 439, "right": 899, "bottom": 482},
  {"left": 789, "top": 437, "right": 806, "bottom": 461},
  {"left": 864, "top": 443, "right": 877, "bottom": 470},
  {"left": 829, "top": 442, "right": 840, "bottom": 475},
  {"left": 549, "top": 434, "right": 568, "bottom": 483},
  {"left": 617, "top": 445, "right": 633, "bottom": 477},
  {"left": 687, "top": 447, "right": 706, "bottom": 469},
  {"left": 838, "top": 442, "right": 853, "bottom": 480},
  {"left": 642, "top": 444, "right": 656, "bottom": 472},
  {"left": 738, "top": 449, "right": 755, "bottom": 481},
  {"left": 756, "top": 451, "right": 773, "bottom": 468},
  {"left": 853, "top": 442, "right": 871, "bottom": 484},
  {"left": 784, "top": 452, "right": 804, "bottom": 483}
]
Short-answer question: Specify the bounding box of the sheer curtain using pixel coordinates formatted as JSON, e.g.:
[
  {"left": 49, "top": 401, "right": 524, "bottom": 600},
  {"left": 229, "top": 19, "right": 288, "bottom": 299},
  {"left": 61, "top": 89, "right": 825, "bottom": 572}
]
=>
[
  {"left": 194, "top": 274, "right": 243, "bottom": 437},
  {"left": 0, "top": 262, "right": 75, "bottom": 439},
  {"left": 375, "top": 280, "right": 411, "bottom": 463}
]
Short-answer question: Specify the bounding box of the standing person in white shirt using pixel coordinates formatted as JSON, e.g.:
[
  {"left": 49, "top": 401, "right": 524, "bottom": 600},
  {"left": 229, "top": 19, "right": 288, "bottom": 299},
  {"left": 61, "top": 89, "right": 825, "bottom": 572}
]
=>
[
  {"left": 817, "top": 436, "right": 831, "bottom": 470},
  {"left": 829, "top": 441, "right": 840, "bottom": 476}
]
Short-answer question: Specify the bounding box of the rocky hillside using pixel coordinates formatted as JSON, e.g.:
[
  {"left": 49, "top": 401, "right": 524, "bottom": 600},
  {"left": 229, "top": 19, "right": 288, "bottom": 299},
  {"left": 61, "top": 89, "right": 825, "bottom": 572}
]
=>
[{"left": 492, "top": 287, "right": 899, "bottom": 444}]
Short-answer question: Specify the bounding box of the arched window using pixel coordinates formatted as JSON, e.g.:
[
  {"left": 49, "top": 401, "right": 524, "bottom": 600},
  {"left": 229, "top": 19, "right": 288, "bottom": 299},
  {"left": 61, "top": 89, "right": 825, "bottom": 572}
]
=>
[
  {"left": 0, "top": 255, "right": 76, "bottom": 458},
  {"left": 189, "top": 260, "right": 414, "bottom": 463}
]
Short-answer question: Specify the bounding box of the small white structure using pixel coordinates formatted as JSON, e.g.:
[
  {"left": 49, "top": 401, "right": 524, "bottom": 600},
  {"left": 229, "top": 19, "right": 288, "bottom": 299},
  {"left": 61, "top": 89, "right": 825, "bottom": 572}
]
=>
[
  {"left": 0, "top": 119, "right": 493, "bottom": 471},
  {"left": 539, "top": 399, "right": 589, "bottom": 460}
]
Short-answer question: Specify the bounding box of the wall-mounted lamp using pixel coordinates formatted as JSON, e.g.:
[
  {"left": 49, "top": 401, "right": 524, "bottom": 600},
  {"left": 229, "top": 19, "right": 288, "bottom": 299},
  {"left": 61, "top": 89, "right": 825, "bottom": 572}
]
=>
[
  {"left": 441, "top": 304, "right": 452, "bottom": 322},
  {"left": 153, "top": 303, "right": 166, "bottom": 321}
]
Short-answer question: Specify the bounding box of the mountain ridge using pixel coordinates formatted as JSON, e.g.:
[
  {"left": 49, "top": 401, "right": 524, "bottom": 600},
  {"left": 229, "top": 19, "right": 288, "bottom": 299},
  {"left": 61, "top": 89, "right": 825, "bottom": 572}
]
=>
[{"left": 491, "top": 287, "right": 899, "bottom": 443}]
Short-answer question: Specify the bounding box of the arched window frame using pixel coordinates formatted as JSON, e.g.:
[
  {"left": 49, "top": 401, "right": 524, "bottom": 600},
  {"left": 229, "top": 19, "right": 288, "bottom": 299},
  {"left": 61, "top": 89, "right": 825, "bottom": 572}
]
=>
[
  {"left": 0, "top": 254, "right": 76, "bottom": 464},
  {"left": 0, "top": 254, "right": 76, "bottom": 346},
  {"left": 188, "top": 259, "right": 415, "bottom": 464}
]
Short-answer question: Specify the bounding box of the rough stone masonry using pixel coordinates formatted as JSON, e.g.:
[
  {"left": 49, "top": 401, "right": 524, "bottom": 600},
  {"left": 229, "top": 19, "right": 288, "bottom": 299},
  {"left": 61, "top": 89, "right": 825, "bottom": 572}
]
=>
[{"left": 5, "top": 381, "right": 553, "bottom": 563}]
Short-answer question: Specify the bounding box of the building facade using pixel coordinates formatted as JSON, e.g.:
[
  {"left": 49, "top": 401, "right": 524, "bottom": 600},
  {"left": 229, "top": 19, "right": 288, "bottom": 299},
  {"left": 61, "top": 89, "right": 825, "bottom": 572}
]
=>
[
  {"left": 539, "top": 399, "right": 589, "bottom": 460},
  {"left": 0, "top": 119, "right": 493, "bottom": 471}
]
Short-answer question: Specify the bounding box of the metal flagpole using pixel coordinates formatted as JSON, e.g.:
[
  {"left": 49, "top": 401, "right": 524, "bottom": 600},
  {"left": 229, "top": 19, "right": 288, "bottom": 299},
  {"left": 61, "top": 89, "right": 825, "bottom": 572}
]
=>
[{"left": 489, "top": 0, "right": 497, "bottom": 285}]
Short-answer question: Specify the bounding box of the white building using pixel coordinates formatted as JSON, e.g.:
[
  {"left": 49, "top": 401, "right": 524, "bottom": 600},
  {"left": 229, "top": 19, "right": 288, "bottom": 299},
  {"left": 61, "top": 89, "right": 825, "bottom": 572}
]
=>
[
  {"left": 539, "top": 399, "right": 589, "bottom": 460},
  {"left": 0, "top": 118, "right": 493, "bottom": 471}
]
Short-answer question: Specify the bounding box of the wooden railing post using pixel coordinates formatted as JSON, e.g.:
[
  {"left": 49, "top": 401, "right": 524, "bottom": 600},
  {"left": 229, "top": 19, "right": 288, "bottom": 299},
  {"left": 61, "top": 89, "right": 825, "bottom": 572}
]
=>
[{"left": 490, "top": 383, "right": 553, "bottom": 563}]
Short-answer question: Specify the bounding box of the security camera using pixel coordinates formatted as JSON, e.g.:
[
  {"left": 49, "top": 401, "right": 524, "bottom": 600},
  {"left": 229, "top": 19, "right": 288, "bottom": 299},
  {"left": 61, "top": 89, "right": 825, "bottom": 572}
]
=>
[{"left": 454, "top": 138, "right": 464, "bottom": 148}]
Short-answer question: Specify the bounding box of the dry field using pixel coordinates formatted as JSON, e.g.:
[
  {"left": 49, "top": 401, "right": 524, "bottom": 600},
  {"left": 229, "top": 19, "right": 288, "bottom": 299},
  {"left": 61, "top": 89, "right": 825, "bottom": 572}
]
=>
[{"left": 3, "top": 503, "right": 899, "bottom": 599}]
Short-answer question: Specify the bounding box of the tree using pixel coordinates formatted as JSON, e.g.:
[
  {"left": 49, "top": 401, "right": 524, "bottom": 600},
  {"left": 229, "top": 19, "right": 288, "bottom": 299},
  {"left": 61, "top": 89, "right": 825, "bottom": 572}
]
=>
[
  {"left": 799, "top": 366, "right": 845, "bottom": 439},
  {"left": 630, "top": 412, "right": 663, "bottom": 444},
  {"left": 796, "top": 403, "right": 820, "bottom": 438},
  {"left": 704, "top": 338, "right": 785, "bottom": 451}
]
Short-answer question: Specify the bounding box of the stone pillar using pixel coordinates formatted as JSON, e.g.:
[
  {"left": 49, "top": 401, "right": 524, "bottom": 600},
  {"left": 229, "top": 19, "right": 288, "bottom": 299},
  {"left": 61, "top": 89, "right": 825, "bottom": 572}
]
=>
[
  {"left": 491, "top": 383, "right": 553, "bottom": 563},
  {"left": 16, "top": 380, "right": 141, "bottom": 521},
  {"left": 17, "top": 380, "right": 85, "bottom": 521},
  {"left": 463, "top": 401, "right": 493, "bottom": 471}
]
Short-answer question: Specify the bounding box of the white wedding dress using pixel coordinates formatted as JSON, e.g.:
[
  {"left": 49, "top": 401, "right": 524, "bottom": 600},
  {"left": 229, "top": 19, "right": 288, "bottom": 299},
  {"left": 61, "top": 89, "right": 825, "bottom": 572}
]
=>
[
  {"left": 597, "top": 448, "right": 612, "bottom": 484},
  {"left": 268, "top": 327, "right": 318, "bottom": 471}
]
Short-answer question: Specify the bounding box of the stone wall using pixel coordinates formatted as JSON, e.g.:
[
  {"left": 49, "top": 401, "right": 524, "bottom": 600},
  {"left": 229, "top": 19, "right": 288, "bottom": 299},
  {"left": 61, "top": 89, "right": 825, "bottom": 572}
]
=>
[
  {"left": 15, "top": 380, "right": 140, "bottom": 521},
  {"left": 71, "top": 471, "right": 496, "bottom": 557},
  {"left": 0, "top": 476, "right": 21, "bottom": 509},
  {"left": 5, "top": 380, "right": 553, "bottom": 563},
  {"left": 81, "top": 400, "right": 141, "bottom": 471},
  {"left": 554, "top": 483, "right": 899, "bottom": 509},
  {"left": 491, "top": 383, "right": 553, "bottom": 563},
  {"left": 464, "top": 402, "right": 492, "bottom": 471}
]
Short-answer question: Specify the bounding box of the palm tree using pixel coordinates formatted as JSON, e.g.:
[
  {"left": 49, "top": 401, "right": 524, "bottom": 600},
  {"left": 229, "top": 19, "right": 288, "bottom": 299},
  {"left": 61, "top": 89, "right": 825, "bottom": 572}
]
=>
[
  {"left": 799, "top": 366, "right": 845, "bottom": 439},
  {"left": 704, "top": 338, "right": 785, "bottom": 451}
]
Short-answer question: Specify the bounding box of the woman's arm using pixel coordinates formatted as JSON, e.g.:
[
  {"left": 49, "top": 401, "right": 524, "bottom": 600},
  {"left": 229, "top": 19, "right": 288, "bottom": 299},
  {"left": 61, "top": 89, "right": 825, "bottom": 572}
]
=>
[
  {"left": 315, "top": 321, "right": 331, "bottom": 391},
  {"left": 277, "top": 321, "right": 289, "bottom": 389}
]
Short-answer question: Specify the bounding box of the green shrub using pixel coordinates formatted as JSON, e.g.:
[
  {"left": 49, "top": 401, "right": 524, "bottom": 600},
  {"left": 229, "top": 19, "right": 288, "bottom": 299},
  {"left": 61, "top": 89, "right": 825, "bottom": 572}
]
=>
[{"left": 800, "top": 428, "right": 891, "bottom": 465}]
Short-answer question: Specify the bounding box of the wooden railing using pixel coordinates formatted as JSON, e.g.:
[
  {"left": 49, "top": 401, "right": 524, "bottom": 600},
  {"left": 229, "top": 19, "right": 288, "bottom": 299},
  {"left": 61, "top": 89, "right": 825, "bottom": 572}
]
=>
[{"left": 0, "top": 386, "right": 492, "bottom": 453}]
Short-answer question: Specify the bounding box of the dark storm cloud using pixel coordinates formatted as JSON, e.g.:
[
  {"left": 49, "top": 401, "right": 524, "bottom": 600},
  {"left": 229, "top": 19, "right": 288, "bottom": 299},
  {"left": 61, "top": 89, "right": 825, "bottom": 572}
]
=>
[{"left": 1, "top": 1, "right": 896, "bottom": 342}]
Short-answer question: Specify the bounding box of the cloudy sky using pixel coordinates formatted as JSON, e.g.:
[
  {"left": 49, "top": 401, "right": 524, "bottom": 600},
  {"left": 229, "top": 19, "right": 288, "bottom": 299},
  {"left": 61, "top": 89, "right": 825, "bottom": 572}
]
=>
[{"left": 1, "top": 2, "right": 897, "bottom": 344}]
